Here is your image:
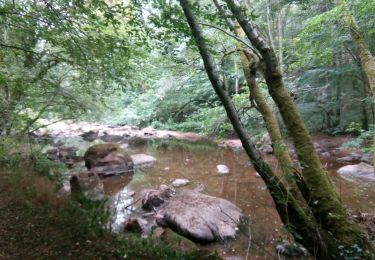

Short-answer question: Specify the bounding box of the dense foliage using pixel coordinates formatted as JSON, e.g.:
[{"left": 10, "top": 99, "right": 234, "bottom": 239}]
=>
[{"left": 1, "top": 0, "right": 373, "bottom": 141}]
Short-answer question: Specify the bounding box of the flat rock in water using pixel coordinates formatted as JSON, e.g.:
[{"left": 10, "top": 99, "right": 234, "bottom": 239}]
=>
[
  {"left": 130, "top": 154, "right": 156, "bottom": 168},
  {"left": 217, "top": 164, "right": 230, "bottom": 175},
  {"left": 336, "top": 153, "right": 361, "bottom": 164},
  {"left": 155, "top": 189, "right": 243, "bottom": 242},
  {"left": 337, "top": 162, "right": 375, "bottom": 182},
  {"left": 171, "top": 179, "right": 190, "bottom": 187}
]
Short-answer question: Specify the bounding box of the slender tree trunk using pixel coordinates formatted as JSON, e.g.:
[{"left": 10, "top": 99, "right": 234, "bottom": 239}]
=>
[
  {"left": 339, "top": 0, "right": 375, "bottom": 166},
  {"left": 266, "top": 0, "right": 275, "bottom": 49},
  {"left": 224, "top": 0, "right": 374, "bottom": 257},
  {"left": 276, "top": 0, "right": 284, "bottom": 73},
  {"left": 234, "top": 56, "right": 239, "bottom": 94}
]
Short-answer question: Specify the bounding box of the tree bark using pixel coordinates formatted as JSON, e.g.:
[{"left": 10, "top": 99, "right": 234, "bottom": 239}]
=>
[
  {"left": 276, "top": 0, "right": 284, "bottom": 73},
  {"left": 339, "top": 0, "right": 375, "bottom": 166},
  {"left": 179, "top": 0, "right": 333, "bottom": 257},
  {"left": 224, "top": 0, "right": 374, "bottom": 257},
  {"left": 266, "top": 0, "right": 275, "bottom": 49},
  {"left": 212, "top": 0, "right": 305, "bottom": 197}
]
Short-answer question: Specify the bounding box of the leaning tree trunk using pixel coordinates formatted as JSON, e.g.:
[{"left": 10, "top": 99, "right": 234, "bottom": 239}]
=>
[
  {"left": 224, "top": 0, "right": 374, "bottom": 257},
  {"left": 339, "top": 0, "right": 375, "bottom": 166},
  {"left": 212, "top": 0, "right": 305, "bottom": 198},
  {"left": 177, "top": 0, "right": 341, "bottom": 257}
]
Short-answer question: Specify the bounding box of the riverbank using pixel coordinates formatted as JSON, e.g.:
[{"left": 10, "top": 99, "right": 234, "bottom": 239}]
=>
[
  {"left": 1, "top": 120, "right": 374, "bottom": 259},
  {"left": 0, "top": 171, "right": 218, "bottom": 259}
]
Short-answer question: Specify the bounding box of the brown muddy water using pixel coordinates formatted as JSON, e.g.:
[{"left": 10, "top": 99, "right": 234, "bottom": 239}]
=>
[{"left": 58, "top": 137, "right": 375, "bottom": 259}]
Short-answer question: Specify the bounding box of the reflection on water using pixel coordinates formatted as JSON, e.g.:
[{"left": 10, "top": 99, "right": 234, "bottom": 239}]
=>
[
  {"left": 109, "top": 187, "right": 134, "bottom": 232},
  {"left": 102, "top": 175, "right": 134, "bottom": 231}
]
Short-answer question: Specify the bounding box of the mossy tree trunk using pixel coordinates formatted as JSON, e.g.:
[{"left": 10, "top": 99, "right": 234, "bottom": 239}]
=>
[
  {"left": 178, "top": 0, "right": 350, "bottom": 258},
  {"left": 212, "top": 0, "right": 304, "bottom": 197},
  {"left": 224, "top": 0, "right": 374, "bottom": 257},
  {"left": 339, "top": 0, "right": 375, "bottom": 166}
]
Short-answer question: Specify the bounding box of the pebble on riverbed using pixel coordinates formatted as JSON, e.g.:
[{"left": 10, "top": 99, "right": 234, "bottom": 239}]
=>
[
  {"left": 217, "top": 164, "right": 230, "bottom": 175},
  {"left": 171, "top": 179, "right": 190, "bottom": 187}
]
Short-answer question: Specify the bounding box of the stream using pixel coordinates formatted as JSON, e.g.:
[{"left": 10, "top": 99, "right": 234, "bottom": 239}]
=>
[{"left": 44, "top": 133, "right": 375, "bottom": 259}]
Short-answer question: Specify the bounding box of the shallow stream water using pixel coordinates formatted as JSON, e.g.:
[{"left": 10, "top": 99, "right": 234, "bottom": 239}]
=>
[{"left": 55, "top": 137, "right": 375, "bottom": 258}]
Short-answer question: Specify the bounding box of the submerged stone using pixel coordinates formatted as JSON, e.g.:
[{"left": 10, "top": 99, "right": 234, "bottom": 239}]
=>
[
  {"left": 171, "top": 179, "right": 190, "bottom": 187},
  {"left": 217, "top": 164, "right": 230, "bottom": 175},
  {"left": 276, "top": 240, "right": 308, "bottom": 257},
  {"left": 70, "top": 171, "right": 104, "bottom": 201},
  {"left": 130, "top": 154, "right": 156, "bottom": 168}
]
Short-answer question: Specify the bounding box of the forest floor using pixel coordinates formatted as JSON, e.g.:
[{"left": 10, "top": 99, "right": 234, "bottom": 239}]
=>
[
  {"left": 0, "top": 175, "right": 120, "bottom": 259},
  {"left": 0, "top": 172, "right": 216, "bottom": 260}
]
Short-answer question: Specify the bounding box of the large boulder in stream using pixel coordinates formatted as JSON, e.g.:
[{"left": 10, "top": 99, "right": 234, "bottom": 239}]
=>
[
  {"left": 337, "top": 162, "right": 375, "bottom": 182},
  {"left": 140, "top": 188, "right": 243, "bottom": 243},
  {"left": 84, "top": 143, "right": 134, "bottom": 177}
]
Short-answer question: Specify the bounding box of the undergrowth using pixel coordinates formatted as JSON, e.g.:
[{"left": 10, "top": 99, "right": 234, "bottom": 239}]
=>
[{"left": 0, "top": 168, "right": 219, "bottom": 259}]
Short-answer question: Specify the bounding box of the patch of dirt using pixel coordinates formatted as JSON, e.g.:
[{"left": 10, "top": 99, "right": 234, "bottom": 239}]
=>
[{"left": 312, "top": 132, "right": 354, "bottom": 150}]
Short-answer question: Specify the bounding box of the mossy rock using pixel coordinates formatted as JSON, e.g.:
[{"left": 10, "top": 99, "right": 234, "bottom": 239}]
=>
[{"left": 83, "top": 143, "right": 133, "bottom": 173}]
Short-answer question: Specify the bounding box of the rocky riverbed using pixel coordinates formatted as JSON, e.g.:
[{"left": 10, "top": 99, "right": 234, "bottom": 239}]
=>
[{"left": 31, "top": 120, "right": 375, "bottom": 258}]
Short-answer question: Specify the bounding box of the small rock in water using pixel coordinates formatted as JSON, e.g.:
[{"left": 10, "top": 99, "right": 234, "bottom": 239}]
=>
[
  {"left": 80, "top": 130, "right": 99, "bottom": 141},
  {"left": 171, "top": 179, "right": 190, "bottom": 187},
  {"left": 184, "top": 158, "right": 193, "bottom": 164},
  {"left": 320, "top": 152, "right": 330, "bottom": 158},
  {"left": 217, "top": 164, "right": 230, "bottom": 175},
  {"left": 361, "top": 153, "right": 374, "bottom": 165},
  {"left": 130, "top": 154, "right": 156, "bottom": 168},
  {"left": 70, "top": 172, "right": 105, "bottom": 201},
  {"left": 194, "top": 183, "right": 205, "bottom": 193},
  {"left": 259, "top": 144, "right": 273, "bottom": 154}
]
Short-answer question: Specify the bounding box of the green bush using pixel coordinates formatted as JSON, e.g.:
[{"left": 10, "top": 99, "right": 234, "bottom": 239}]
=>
[
  {"left": 0, "top": 137, "right": 28, "bottom": 167},
  {"left": 31, "top": 150, "right": 66, "bottom": 181},
  {"left": 342, "top": 124, "right": 374, "bottom": 153}
]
